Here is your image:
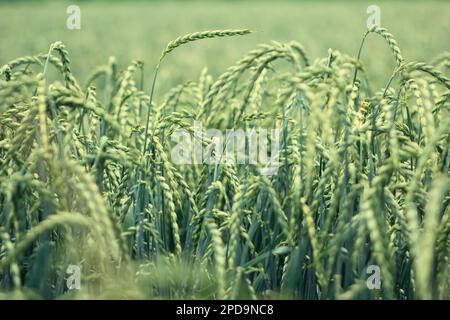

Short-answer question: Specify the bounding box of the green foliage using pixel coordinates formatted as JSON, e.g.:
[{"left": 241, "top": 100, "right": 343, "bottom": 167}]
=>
[{"left": 0, "top": 25, "right": 449, "bottom": 300}]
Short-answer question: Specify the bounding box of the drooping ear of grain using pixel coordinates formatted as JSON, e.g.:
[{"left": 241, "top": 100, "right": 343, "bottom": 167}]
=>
[{"left": 159, "top": 29, "right": 252, "bottom": 62}]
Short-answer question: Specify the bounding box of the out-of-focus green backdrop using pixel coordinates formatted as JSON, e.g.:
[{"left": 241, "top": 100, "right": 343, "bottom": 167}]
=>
[{"left": 0, "top": 0, "right": 448, "bottom": 92}]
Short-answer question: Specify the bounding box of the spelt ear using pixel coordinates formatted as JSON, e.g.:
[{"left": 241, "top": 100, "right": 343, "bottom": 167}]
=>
[{"left": 159, "top": 29, "right": 252, "bottom": 63}]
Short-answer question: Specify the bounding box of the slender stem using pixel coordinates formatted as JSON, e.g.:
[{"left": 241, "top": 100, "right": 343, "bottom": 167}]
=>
[
  {"left": 142, "top": 64, "right": 160, "bottom": 156},
  {"left": 352, "top": 31, "right": 370, "bottom": 84}
]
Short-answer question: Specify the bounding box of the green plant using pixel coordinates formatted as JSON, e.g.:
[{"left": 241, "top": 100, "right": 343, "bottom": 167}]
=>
[{"left": 0, "top": 26, "right": 449, "bottom": 300}]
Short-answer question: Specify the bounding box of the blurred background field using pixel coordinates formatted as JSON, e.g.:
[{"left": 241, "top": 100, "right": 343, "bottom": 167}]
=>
[{"left": 0, "top": 0, "right": 449, "bottom": 93}]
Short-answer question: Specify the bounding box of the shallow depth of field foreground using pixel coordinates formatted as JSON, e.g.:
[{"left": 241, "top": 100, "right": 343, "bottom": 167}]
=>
[{"left": 0, "top": 2, "right": 449, "bottom": 300}]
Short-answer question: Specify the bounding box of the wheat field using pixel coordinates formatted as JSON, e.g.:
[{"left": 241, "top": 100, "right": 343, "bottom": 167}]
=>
[{"left": 0, "top": 1, "right": 449, "bottom": 300}]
